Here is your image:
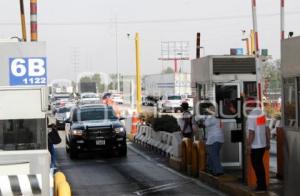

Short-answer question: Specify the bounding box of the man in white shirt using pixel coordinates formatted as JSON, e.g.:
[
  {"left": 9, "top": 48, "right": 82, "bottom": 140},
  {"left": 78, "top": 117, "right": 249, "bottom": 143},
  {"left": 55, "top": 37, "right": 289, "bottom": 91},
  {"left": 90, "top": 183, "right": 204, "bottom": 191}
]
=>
[
  {"left": 204, "top": 105, "right": 225, "bottom": 176},
  {"left": 246, "top": 99, "right": 270, "bottom": 192}
]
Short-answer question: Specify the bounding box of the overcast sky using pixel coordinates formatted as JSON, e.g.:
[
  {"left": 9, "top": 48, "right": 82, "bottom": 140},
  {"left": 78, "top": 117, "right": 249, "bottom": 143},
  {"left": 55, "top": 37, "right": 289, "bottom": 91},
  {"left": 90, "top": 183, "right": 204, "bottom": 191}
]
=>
[{"left": 0, "top": 0, "right": 300, "bottom": 82}]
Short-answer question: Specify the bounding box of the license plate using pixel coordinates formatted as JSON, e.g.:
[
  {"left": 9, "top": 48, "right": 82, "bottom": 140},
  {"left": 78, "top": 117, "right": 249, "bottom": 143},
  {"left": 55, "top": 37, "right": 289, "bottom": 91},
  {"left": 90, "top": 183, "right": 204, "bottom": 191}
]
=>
[{"left": 96, "top": 140, "right": 105, "bottom": 145}]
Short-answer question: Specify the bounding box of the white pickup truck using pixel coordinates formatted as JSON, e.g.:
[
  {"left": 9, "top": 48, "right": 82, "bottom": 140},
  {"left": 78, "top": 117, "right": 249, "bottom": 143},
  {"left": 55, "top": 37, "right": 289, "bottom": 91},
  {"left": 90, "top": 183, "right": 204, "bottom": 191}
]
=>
[{"left": 157, "top": 95, "right": 183, "bottom": 113}]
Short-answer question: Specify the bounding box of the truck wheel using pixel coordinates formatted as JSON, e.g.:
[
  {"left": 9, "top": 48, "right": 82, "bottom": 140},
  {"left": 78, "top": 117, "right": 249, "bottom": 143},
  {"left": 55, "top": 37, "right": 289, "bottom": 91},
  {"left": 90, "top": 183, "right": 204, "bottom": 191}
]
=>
[
  {"left": 69, "top": 148, "right": 78, "bottom": 159},
  {"left": 118, "top": 145, "right": 127, "bottom": 157}
]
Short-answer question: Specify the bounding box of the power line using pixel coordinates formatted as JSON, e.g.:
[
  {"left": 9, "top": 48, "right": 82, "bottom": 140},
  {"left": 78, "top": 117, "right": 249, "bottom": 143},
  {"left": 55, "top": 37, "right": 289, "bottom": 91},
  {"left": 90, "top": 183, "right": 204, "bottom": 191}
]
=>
[{"left": 1, "top": 11, "right": 300, "bottom": 26}]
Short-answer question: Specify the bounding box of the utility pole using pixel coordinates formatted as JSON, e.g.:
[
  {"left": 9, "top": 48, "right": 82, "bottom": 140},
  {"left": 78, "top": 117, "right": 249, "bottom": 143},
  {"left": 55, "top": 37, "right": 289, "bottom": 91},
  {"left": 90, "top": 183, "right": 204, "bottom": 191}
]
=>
[
  {"left": 19, "top": 0, "right": 27, "bottom": 41},
  {"left": 30, "top": 0, "right": 38, "bottom": 41},
  {"left": 196, "top": 33, "right": 201, "bottom": 59},
  {"left": 281, "top": 0, "right": 285, "bottom": 40},
  {"left": 135, "top": 33, "right": 142, "bottom": 113},
  {"left": 115, "top": 16, "right": 120, "bottom": 92}
]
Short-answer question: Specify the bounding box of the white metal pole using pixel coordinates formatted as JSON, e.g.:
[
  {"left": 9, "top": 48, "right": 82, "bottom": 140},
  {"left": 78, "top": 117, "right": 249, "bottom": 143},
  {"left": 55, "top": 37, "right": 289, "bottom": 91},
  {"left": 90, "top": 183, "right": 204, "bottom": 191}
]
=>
[
  {"left": 251, "top": 0, "right": 262, "bottom": 106},
  {"left": 281, "top": 0, "right": 285, "bottom": 40}
]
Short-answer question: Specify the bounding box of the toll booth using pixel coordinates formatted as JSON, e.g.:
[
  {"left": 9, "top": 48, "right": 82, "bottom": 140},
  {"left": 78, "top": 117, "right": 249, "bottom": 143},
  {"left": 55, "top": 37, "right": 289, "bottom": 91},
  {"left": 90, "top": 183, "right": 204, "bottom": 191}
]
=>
[
  {"left": 0, "top": 86, "right": 49, "bottom": 195},
  {"left": 281, "top": 36, "right": 300, "bottom": 195},
  {"left": 0, "top": 42, "right": 49, "bottom": 195},
  {"left": 191, "top": 55, "right": 257, "bottom": 167}
]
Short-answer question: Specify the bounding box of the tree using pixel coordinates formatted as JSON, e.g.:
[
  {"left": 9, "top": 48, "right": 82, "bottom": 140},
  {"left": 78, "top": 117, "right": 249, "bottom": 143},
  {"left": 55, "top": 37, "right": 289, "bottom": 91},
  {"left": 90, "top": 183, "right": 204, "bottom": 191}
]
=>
[
  {"left": 161, "top": 67, "right": 174, "bottom": 74},
  {"left": 108, "top": 74, "right": 123, "bottom": 92}
]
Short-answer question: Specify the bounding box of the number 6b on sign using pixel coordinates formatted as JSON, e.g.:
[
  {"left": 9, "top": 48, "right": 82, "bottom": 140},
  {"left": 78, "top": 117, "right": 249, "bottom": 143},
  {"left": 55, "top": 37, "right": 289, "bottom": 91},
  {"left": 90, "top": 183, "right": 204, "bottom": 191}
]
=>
[{"left": 9, "top": 57, "right": 47, "bottom": 86}]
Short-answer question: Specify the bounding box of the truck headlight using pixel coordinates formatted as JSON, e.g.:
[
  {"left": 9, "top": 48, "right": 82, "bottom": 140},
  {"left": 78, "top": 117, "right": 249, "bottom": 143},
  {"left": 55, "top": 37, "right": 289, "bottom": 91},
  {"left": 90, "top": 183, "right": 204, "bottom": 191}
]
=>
[
  {"left": 71, "top": 129, "right": 83, "bottom": 136},
  {"left": 114, "top": 127, "right": 125, "bottom": 134}
]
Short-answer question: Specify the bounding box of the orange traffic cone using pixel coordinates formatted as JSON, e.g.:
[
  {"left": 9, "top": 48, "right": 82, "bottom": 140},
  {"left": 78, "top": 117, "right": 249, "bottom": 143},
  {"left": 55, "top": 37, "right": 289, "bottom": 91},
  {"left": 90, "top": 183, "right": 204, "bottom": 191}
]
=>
[{"left": 131, "top": 112, "right": 139, "bottom": 136}]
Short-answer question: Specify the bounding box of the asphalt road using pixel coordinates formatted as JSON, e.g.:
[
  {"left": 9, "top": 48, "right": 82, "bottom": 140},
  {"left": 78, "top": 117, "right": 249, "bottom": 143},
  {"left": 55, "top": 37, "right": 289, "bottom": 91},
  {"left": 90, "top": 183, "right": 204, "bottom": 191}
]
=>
[{"left": 55, "top": 132, "right": 226, "bottom": 196}]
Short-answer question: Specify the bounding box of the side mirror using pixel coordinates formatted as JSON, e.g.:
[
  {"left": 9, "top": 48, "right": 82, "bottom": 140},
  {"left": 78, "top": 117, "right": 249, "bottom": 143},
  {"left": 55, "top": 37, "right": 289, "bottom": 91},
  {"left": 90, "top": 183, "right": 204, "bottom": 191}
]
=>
[
  {"left": 119, "top": 117, "right": 126, "bottom": 121},
  {"left": 64, "top": 118, "right": 71, "bottom": 123}
]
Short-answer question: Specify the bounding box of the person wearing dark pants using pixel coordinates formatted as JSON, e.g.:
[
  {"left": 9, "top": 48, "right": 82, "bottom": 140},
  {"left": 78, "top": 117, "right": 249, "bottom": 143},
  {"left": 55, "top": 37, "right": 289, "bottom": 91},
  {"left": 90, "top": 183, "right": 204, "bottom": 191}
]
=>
[
  {"left": 250, "top": 147, "right": 266, "bottom": 190},
  {"left": 246, "top": 101, "right": 270, "bottom": 192},
  {"left": 206, "top": 142, "right": 224, "bottom": 175}
]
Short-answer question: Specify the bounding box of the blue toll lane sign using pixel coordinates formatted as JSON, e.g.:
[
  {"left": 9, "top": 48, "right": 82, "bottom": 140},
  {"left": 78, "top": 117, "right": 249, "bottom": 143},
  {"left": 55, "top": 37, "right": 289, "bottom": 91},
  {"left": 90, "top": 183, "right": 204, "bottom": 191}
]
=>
[{"left": 9, "top": 57, "right": 47, "bottom": 86}]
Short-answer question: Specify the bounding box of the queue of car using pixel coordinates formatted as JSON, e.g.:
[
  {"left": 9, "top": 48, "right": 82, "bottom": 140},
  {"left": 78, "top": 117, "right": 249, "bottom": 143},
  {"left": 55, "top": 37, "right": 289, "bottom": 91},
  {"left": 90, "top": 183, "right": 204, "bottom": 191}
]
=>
[{"left": 49, "top": 92, "right": 127, "bottom": 159}]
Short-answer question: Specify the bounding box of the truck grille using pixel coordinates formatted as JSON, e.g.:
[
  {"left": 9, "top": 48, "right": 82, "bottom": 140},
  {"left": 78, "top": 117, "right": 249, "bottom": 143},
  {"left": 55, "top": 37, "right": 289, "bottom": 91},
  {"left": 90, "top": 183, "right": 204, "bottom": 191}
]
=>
[{"left": 86, "top": 127, "right": 113, "bottom": 139}]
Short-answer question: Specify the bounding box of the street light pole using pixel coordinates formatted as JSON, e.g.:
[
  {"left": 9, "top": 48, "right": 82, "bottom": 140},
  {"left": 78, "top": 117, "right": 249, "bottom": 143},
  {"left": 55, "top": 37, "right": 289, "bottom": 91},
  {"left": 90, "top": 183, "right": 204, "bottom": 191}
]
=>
[
  {"left": 115, "top": 16, "right": 120, "bottom": 92},
  {"left": 242, "top": 38, "right": 250, "bottom": 55},
  {"left": 135, "top": 33, "right": 142, "bottom": 113},
  {"left": 251, "top": 0, "right": 262, "bottom": 106}
]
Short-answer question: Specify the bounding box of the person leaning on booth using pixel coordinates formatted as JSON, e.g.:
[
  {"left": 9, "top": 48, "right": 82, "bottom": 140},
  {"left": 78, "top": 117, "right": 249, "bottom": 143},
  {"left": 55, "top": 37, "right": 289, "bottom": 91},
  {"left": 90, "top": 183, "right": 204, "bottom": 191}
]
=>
[
  {"left": 246, "top": 98, "right": 270, "bottom": 192},
  {"left": 203, "top": 105, "right": 225, "bottom": 176}
]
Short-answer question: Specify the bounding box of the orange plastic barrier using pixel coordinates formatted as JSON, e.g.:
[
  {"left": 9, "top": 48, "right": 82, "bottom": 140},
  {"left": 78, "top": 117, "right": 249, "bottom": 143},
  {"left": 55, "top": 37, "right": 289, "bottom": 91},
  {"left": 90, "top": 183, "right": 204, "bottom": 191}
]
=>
[
  {"left": 191, "top": 141, "right": 200, "bottom": 177},
  {"left": 276, "top": 127, "right": 284, "bottom": 179},
  {"left": 247, "top": 150, "right": 270, "bottom": 189},
  {"left": 131, "top": 112, "right": 139, "bottom": 136},
  {"left": 181, "top": 138, "right": 193, "bottom": 172}
]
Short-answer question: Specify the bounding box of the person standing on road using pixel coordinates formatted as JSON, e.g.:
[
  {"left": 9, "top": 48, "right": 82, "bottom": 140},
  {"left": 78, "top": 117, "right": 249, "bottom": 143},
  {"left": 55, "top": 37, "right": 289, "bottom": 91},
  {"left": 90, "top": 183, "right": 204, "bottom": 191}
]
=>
[
  {"left": 48, "top": 124, "right": 61, "bottom": 168},
  {"left": 246, "top": 98, "right": 270, "bottom": 192},
  {"left": 204, "top": 105, "right": 224, "bottom": 176},
  {"left": 180, "top": 102, "right": 194, "bottom": 138}
]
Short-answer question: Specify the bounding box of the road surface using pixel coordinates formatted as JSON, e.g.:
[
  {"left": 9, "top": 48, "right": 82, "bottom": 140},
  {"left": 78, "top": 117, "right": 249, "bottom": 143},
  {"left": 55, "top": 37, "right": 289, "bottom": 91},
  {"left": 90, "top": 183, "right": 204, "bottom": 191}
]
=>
[{"left": 56, "top": 132, "right": 226, "bottom": 196}]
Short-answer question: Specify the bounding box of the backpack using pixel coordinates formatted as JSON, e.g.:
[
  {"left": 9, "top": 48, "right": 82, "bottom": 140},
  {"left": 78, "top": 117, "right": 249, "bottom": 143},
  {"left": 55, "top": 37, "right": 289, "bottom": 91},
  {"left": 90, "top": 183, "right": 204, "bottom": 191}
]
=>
[
  {"left": 182, "top": 111, "right": 193, "bottom": 134},
  {"left": 48, "top": 129, "right": 61, "bottom": 145}
]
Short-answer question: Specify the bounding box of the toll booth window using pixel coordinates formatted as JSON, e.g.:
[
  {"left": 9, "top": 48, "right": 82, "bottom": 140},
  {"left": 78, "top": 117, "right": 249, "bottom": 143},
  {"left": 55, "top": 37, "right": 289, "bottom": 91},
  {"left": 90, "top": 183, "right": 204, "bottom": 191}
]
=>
[
  {"left": 216, "top": 85, "right": 238, "bottom": 118},
  {"left": 0, "top": 119, "right": 46, "bottom": 151},
  {"left": 283, "top": 78, "right": 296, "bottom": 127},
  {"left": 244, "top": 82, "right": 257, "bottom": 97}
]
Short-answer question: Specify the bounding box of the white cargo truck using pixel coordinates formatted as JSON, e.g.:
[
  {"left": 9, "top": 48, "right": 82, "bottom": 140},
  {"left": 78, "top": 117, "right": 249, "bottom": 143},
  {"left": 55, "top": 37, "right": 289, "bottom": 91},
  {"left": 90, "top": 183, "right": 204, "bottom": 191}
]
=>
[
  {"left": 143, "top": 73, "right": 191, "bottom": 97},
  {"left": 0, "top": 86, "right": 50, "bottom": 196}
]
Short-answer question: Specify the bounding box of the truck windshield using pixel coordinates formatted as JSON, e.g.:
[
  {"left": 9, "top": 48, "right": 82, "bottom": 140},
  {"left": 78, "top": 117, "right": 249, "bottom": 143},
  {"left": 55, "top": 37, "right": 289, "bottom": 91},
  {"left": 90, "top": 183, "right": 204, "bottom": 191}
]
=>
[
  {"left": 79, "top": 108, "right": 117, "bottom": 121},
  {"left": 58, "top": 107, "right": 71, "bottom": 113},
  {"left": 82, "top": 94, "right": 98, "bottom": 99},
  {"left": 0, "top": 119, "right": 47, "bottom": 151}
]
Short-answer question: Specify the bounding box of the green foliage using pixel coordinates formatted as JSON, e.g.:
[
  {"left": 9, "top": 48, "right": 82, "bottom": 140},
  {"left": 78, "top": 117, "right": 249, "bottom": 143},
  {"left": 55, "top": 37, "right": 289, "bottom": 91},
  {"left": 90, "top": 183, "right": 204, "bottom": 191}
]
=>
[
  {"left": 152, "top": 115, "right": 180, "bottom": 133},
  {"left": 108, "top": 74, "right": 123, "bottom": 91},
  {"left": 161, "top": 67, "right": 174, "bottom": 74}
]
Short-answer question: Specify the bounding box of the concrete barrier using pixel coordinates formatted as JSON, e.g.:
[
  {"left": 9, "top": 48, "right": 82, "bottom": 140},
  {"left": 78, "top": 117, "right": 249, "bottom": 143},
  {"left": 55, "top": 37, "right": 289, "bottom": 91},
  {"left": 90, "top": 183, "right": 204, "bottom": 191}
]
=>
[
  {"left": 134, "top": 125, "right": 183, "bottom": 160},
  {"left": 0, "top": 174, "right": 42, "bottom": 196}
]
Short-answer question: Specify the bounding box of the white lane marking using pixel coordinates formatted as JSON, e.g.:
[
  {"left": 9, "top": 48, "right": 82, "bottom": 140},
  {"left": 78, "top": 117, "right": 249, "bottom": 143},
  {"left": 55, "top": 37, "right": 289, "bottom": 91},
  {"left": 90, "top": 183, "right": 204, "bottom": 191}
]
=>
[
  {"left": 134, "top": 182, "right": 178, "bottom": 195},
  {"left": 127, "top": 144, "right": 227, "bottom": 196}
]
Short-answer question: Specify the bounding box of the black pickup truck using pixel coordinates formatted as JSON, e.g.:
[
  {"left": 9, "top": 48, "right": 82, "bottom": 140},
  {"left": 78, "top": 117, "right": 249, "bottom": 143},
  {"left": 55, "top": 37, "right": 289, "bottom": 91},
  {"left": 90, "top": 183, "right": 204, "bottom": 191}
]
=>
[{"left": 65, "top": 104, "right": 127, "bottom": 159}]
